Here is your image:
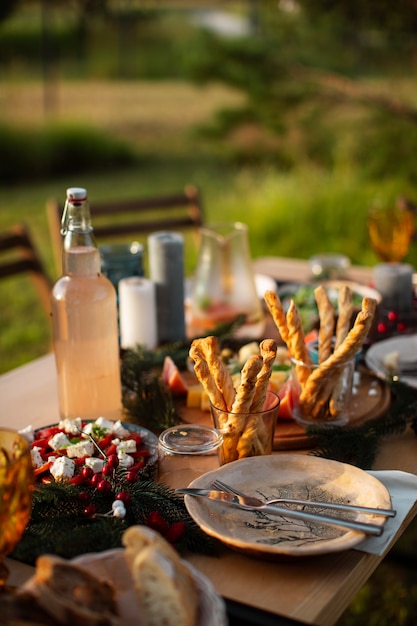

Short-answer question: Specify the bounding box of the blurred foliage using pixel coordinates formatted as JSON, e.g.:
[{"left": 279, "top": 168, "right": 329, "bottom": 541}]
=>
[
  {"left": 0, "top": 123, "right": 137, "bottom": 183},
  {"left": 183, "top": 1, "right": 417, "bottom": 181}
]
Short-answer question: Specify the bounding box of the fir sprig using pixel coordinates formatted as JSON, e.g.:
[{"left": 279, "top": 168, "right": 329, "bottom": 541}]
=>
[
  {"left": 12, "top": 477, "right": 215, "bottom": 566},
  {"left": 308, "top": 379, "right": 417, "bottom": 468}
]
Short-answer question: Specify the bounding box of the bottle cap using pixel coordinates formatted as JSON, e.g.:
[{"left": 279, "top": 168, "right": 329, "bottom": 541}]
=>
[{"left": 66, "top": 187, "right": 87, "bottom": 202}]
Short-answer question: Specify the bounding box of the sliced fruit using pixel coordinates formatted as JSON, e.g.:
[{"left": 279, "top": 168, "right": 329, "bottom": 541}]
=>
[{"left": 162, "top": 356, "right": 188, "bottom": 396}]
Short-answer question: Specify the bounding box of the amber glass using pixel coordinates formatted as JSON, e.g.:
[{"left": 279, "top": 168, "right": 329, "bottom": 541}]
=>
[
  {"left": 367, "top": 206, "right": 415, "bottom": 262},
  {"left": 0, "top": 429, "right": 33, "bottom": 589}
]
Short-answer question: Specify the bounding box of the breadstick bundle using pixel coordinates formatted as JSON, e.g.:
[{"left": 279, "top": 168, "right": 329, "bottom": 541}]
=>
[
  {"left": 189, "top": 336, "right": 280, "bottom": 464},
  {"left": 265, "top": 287, "right": 377, "bottom": 424}
]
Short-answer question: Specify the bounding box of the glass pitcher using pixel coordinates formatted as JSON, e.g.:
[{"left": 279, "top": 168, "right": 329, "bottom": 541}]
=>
[{"left": 187, "top": 222, "right": 264, "bottom": 338}]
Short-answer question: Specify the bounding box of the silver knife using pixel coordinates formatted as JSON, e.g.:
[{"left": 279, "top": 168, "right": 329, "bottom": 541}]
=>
[{"left": 177, "top": 488, "right": 385, "bottom": 537}]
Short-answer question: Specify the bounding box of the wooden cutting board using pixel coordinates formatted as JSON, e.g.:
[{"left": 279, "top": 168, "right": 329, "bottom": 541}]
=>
[{"left": 179, "top": 371, "right": 391, "bottom": 452}]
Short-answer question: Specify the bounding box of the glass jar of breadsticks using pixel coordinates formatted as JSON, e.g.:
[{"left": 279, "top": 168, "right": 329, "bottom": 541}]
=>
[
  {"left": 264, "top": 284, "right": 377, "bottom": 427},
  {"left": 189, "top": 337, "right": 281, "bottom": 465}
]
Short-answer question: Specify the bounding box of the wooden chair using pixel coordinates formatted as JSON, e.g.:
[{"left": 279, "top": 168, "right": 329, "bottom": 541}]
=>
[
  {"left": 0, "top": 224, "right": 53, "bottom": 315},
  {"left": 47, "top": 184, "right": 204, "bottom": 273}
]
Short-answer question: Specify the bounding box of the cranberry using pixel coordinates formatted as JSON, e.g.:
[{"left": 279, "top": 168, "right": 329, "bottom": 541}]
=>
[
  {"left": 107, "top": 454, "right": 119, "bottom": 468},
  {"left": 83, "top": 504, "right": 97, "bottom": 517},
  {"left": 397, "top": 321, "right": 407, "bottom": 332},
  {"left": 115, "top": 491, "right": 131, "bottom": 504},
  {"left": 90, "top": 473, "right": 102, "bottom": 487},
  {"left": 377, "top": 322, "right": 389, "bottom": 334},
  {"left": 125, "top": 471, "right": 138, "bottom": 483},
  {"left": 81, "top": 466, "right": 94, "bottom": 480},
  {"left": 78, "top": 491, "right": 90, "bottom": 503},
  {"left": 97, "top": 479, "right": 112, "bottom": 494},
  {"left": 387, "top": 310, "right": 398, "bottom": 322},
  {"left": 102, "top": 463, "right": 114, "bottom": 477}
]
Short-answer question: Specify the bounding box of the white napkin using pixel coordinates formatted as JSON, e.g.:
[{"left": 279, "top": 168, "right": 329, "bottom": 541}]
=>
[{"left": 354, "top": 470, "right": 417, "bottom": 556}]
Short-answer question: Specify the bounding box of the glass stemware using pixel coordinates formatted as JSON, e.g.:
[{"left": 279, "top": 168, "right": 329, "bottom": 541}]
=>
[
  {"left": 367, "top": 204, "right": 415, "bottom": 262},
  {"left": 0, "top": 428, "right": 34, "bottom": 589}
]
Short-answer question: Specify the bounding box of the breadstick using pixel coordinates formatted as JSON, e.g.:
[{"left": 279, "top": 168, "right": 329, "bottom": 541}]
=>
[
  {"left": 334, "top": 285, "right": 353, "bottom": 349},
  {"left": 189, "top": 341, "right": 227, "bottom": 411},
  {"left": 314, "top": 285, "right": 335, "bottom": 363},
  {"left": 299, "top": 298, "right": 376, "bottom": 420},
  {"left": 231, "top": 355, "right": 263, "bottom": 414},
  {"left": 250, "top": 339, "right": 277, "bottom": 413},
  {"left": 198, "top": 336, "right": 236, "bottom": 411},
  {"left": 286, "top": 299, "right": 311, "bottom": 386},
  {"left": 264, "top": 291, "right": 289, "bottom": 345}
]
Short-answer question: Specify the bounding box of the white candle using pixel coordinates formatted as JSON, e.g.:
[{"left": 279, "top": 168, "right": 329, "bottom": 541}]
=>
[
  {"left": 373, "top": 263, "right": 414, "bottom": 313},
  {"left": 148, "top": 231, "right": 185, "bottom": 344},
  {"left": 119, "top": 277, "right": 158, "bottom": 350}
]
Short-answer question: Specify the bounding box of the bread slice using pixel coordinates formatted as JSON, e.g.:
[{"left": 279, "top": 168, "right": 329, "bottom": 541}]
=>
[
  {"left": 130, "top": 546, "right": 199, "bottom": 626},
  {"left": 122, "top": 525, "right": 180, "bottom": 570},
  {"left": 24, "top": 554, "right": 120, "bottom": 626}
]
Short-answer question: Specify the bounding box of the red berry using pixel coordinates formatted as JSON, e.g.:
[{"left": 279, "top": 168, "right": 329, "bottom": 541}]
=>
[
  {"left": 107, "top": 454, "right": 119, "bottom": 468},
  {"left": 90, "top": 473, "right": 102, "bottom": 487},
  {"left": 83, "top": 504, "right": 97, "bottom": 517},
  {"left": 97, "top": 479, "right": 112, "bottom": 494},
  {"left": 165, "top": 522, "right": 186, "bottom": 543},
  {"left": 116, "top": 491, "right": 131, "bottom": 504},
  {"left": 125, "top": 471, "right": 138, "bottom": 483},
  {"left": 397, "top": 322, "right": 407, "bottom": 332},
  {"left": 78, "top": 491, "right": 90, "bottom": 503},
  {"left": 81, "top": 466, "right": 94, "bottom": 480},
  {"left": 377, "top": 322, "right": 389, "bottom": 334},
  {"left": 387, "top": 310, "right": 398, "bottom": 322},
  {"left": 102, "top": 463, "right": 114, "bottom": 476}
]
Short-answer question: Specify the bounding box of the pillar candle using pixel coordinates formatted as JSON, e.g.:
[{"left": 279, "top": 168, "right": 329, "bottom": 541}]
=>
[
  {"left": 119, "top": 277, "right": 158, "bottom": 350},
  {"left": 148, "top": 231, "right": 185, "bottom": 344},
  {"left": 373, "top": 263, "right": 414, "bottom": 313}
]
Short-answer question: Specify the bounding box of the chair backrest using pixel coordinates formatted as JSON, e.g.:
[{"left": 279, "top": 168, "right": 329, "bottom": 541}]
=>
[
  {"left": 47, "top": 184, "right": 204, "bottom": 273},
  {"left": 0, "top": 224, "right": 53, "bottom": 315}
]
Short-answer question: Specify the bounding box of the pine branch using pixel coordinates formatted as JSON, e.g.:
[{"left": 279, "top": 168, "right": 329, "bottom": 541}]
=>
[{"left": 308, "top": 380, "right": 417, "bottom": 468}]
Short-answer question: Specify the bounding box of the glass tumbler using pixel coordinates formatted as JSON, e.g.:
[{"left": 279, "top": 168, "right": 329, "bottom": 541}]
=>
[
  {"left": 158, "top": 424, "right": 222, "bottom": 489},
  {"left": 210, "top": 391, "right": 280, "bottom": 465},
  {"left": 99, "top": 242, "right": 144, "bottom": 292},
  {"left": 290, "top": 357, "right": 355, "bottom": 427}
]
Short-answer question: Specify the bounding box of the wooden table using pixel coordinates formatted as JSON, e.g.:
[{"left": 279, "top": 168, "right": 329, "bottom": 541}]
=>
[{"left": 3, "top": 257, "right": 417, "bottom": 626}]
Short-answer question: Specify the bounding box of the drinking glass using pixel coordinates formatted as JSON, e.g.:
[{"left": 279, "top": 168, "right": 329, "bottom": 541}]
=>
[
  {"left": 210, "top": 391, "right": 280, "bottom": 465},
  {"left": 99, "top": 242, "right": 144, "bottom": 292},
  {"left": 367, "top": 205, "right": 414, "bottom": 262},
  {"left": 0, "top": 428, "right": 34, "bottom": 589},
  {"left": 290, "top": 357, "right": 355, "bottom": 427}
]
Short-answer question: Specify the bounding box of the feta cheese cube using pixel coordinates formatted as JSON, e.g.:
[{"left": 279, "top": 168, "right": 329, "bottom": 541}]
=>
[
  {"left": 116, "top": 439, "right": 137, "bottom": 454},
  {"left": 95, "top": 417, "right": 114, "bottom": 432},
  {"left": 58, "top": 418, "right": 82, "bottom": 435},
  {"left": 48, "top": 432, "right": 71, "bottom": 451},
  {"left": 112, "top": 420, "right": 130, "bottom": 439},
  {"left": 30, "top": 446, "right": 44, "bottom": 469},
  {"left": 50, "top": 456, "right": 75, "bottom": 481},
  {"left": 85, "top": 457, "right": 105, "bottom": 473},
  {"left": 82, "top": 422, "right": 94, "bottom": 435},
  {"left": 66, "top": 440, "right": 94, "bottom": 459},
  {"left": 19, "top": 425, "right": 35, "bottom": 444},
  {"left": 118, "top": 450, "right": 134, "bottom": 468}
]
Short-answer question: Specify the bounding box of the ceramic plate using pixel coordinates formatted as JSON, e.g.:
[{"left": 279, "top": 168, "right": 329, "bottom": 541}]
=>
[
  {"left": 365, "top": 335, "right": 417, "bottom": 388},
  {"left": 22, "top": 548, "right": 227, "bottom": 626},
  {"left": 183, "top": 455, "right": 391, "bottom": 558},
  {"left": 33, "top": 420, "right": 159, "bottom": 481}
]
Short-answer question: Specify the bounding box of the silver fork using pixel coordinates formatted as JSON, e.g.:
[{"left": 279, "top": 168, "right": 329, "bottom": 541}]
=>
[{"left": 211, "top": 478, "right": 396, "bottom": 518}]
